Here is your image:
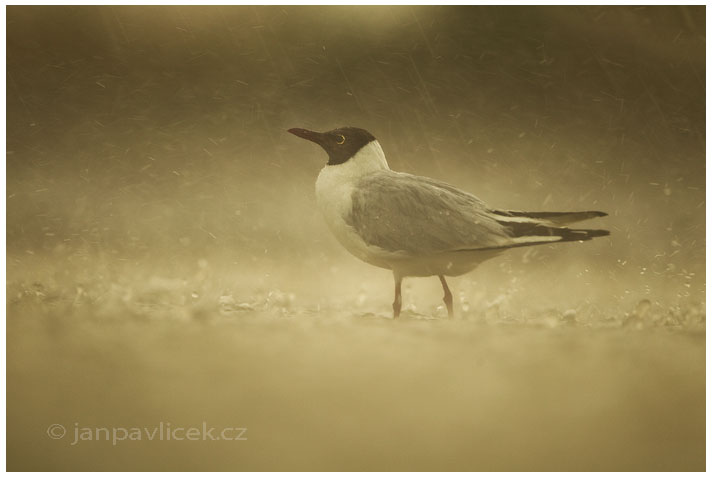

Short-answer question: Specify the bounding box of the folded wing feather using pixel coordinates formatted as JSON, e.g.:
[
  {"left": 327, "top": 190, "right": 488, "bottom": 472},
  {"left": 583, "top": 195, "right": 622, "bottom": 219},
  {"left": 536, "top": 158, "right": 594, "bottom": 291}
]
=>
[{"left": 347, "top": 171, "right": 608, "bottom": 255}]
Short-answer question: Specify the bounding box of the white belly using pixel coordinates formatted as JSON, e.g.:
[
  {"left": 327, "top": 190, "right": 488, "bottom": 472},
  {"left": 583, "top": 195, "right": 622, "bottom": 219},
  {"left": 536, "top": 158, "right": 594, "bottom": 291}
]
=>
[{"left": 387, "top": 249, "right": 502, "bottom": 277}]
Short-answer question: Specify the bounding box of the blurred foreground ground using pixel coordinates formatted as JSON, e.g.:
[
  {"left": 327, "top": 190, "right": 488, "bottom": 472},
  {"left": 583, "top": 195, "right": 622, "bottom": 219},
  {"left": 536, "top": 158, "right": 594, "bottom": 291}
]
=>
[{"left": 7, "top": 256, "right": 705, "bottom": 471}]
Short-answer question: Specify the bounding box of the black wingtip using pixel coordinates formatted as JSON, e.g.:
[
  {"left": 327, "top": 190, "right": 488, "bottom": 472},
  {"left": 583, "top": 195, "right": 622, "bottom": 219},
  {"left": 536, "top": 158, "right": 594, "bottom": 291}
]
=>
[
  {"left": 492, "top": 209, "right": 609, "bottom": 226},
  {"left": 549, "top": 227, "right": 610, "bottom": 242},
  {"left": 577, "top": 228, "right": 610, "bottom": 239}
]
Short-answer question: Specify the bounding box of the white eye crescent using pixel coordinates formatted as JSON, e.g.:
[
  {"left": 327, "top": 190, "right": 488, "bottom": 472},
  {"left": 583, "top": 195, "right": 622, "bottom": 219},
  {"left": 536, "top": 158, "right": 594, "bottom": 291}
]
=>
[{"left": 336, "top": 134, "right": 346, "bottom": 145}]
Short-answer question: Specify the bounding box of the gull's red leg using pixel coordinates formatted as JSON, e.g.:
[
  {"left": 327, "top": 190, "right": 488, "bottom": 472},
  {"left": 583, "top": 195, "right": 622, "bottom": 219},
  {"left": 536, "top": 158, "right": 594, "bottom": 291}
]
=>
[
  {"left": 393, "top": 273, "right": 402, "bottom": 319},
  {"left": 439, "top": 275, "right": 454, "bottom": 319}
]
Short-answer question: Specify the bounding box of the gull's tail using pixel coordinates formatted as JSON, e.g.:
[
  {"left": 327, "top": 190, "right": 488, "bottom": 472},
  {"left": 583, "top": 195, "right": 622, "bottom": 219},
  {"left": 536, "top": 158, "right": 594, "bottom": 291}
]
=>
[{"left": 463, "top": 209, "right": 610, "bottom": 251}]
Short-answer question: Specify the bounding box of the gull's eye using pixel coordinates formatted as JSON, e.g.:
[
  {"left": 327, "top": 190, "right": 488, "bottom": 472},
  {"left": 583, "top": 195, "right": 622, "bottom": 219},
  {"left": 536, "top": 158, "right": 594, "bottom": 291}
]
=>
[{"left": 336, "top": 134, "right": 346, "bottom": 145}]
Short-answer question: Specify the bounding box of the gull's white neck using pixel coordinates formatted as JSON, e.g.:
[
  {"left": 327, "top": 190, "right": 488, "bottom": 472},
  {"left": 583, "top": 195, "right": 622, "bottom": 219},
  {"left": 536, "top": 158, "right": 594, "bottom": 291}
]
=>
[{"left": 322, "top": 140, "right": 390, "bottom": 181}]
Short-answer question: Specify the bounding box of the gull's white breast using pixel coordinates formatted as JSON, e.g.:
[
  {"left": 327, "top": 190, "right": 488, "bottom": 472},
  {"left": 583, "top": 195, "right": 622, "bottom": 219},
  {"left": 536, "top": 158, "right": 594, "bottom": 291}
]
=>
[{"left": 315, "top": 141, "right": 394, "bottom": 269}]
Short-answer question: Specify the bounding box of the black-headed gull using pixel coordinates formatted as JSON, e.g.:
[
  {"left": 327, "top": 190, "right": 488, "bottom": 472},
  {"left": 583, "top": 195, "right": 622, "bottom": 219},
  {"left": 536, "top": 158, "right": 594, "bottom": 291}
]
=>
[{"left": 288, "top": 126, "right": 608, "bottom": 319}]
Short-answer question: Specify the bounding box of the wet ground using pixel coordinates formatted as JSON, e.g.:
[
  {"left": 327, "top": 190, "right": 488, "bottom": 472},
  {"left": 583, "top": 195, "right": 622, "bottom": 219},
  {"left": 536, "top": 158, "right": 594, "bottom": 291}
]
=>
[{"left": 6, "top": 255, "right": 705, "bottom": 471}]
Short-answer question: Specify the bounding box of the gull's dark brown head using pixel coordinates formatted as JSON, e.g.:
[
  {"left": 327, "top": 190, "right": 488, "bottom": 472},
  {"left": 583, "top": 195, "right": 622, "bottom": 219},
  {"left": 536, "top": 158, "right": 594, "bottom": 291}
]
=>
[{"left": 288, "top": 126, "right": 376, "bottom": 165}]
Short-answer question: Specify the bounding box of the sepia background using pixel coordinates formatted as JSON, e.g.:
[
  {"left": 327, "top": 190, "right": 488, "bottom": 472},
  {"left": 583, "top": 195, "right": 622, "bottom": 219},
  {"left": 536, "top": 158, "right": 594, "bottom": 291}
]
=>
[{"left": 7, "top": 5, "right": 705, "bottom": 471}]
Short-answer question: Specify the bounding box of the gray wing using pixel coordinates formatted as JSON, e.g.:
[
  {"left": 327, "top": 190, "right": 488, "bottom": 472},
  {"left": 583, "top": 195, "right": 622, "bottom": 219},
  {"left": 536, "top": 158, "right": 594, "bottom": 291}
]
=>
[{"left": 346, "top": 171, "right": 511, "bottom": 255}]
